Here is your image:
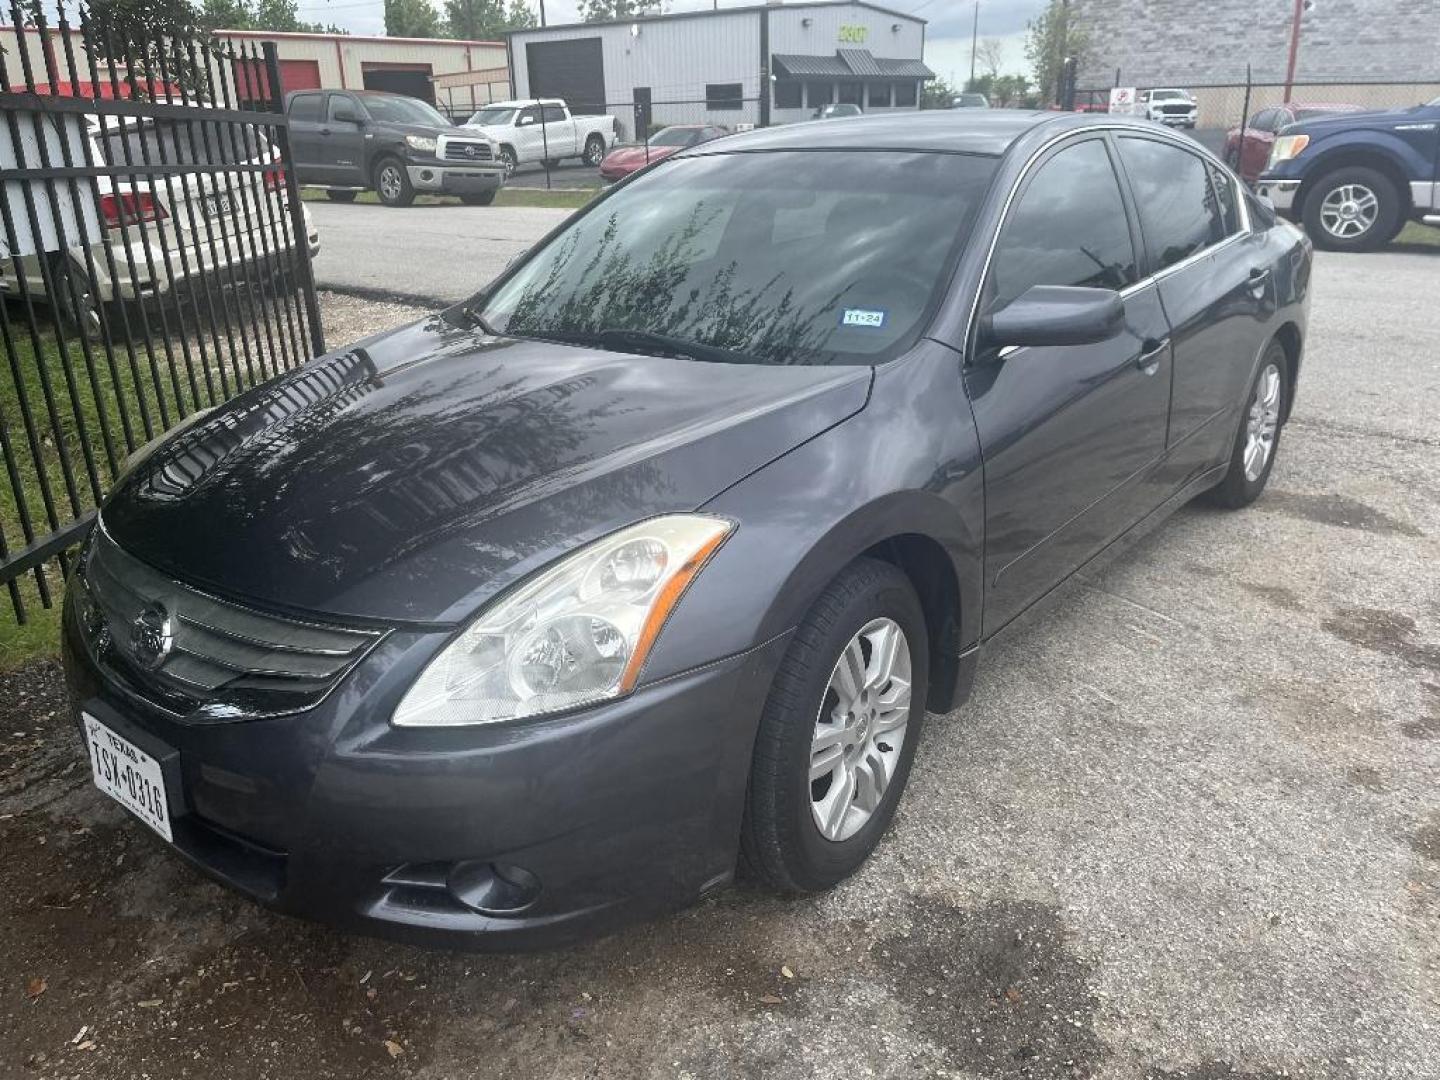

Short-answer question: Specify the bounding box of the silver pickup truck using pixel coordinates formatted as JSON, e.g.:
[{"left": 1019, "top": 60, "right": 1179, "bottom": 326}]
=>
[{"left": 463, "top": 99, "right": 618, "bottom": 176}]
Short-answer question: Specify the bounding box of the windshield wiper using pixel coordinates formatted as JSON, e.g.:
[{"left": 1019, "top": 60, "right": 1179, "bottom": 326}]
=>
[{"left": 595, "top": 327, "right": 758, "bottom": 365}]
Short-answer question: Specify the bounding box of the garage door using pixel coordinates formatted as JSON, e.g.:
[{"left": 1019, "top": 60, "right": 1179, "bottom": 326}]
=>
[
  {"left": 361, "top": 65, "right": 435, "bottom": 103},
  {"left": 526, "top": 38, "right": 605, "bottom": 114},
  {"left": 231, "top": 58, "right": 321, "bottom": 104}
]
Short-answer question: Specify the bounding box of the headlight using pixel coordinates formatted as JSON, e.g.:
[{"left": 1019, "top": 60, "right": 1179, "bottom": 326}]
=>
[
  {"left": 392, "top": 515, "right": 734, "bottom": 727},
  {"left": 1268, "top": 134, "right": 1310, "bottom": 167},
  {"left": 405, "top": 134, "right": 437, "bottom": 154}
]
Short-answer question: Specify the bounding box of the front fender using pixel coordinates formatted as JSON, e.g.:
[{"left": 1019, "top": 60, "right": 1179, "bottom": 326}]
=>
[
  {"left": 640, "top": 341, "right": 985, "bottom": 689},
  {"left": 1297, "top": 129, "right": 1429, "bottom": 183}
]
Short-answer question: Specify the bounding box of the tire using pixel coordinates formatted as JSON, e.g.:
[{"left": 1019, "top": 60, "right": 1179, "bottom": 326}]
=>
[
  {"left": 325, "top": 189, "right": 358, "bottom": 203},
  {"left": 740, "top": 558, "right": 929, "bottom": 894},
  {"left": 460, "top": 191, "right": 496, "bottom": 206},
  {"left": 1205, "top": 339, "right": 1288, "bottom": 509},
  {"left": 50, "top": 255, "right": 103, "bottom": 342},
  {"left": 582, "top": 134, "right": 606, "bottom": 167},
  {"left": 1301, "top": 166, "right": 1400, "bottom": 252},
  {"left": 498, "top": 146, "right": 517, "bottom": 177},
  {"left": 372, "top": 157, "right": 414, "bottom": 208}
]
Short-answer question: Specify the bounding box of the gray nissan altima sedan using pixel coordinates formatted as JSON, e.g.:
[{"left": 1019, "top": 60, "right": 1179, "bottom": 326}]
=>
[{"left": 63, "top": 110, "right": 1311, "bottom": 950}]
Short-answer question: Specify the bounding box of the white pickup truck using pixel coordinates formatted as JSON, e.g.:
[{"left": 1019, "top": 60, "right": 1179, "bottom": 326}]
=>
[{"left": 463, "top": 99, "right": 618, "bottom": 175}]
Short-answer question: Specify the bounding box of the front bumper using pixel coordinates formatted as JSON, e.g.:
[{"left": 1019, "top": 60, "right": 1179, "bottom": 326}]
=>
[
  {"left": 406, "top": 163, "right": 505, "bottom": 195},
  {"left": 62, "top": 590, "right": 788, "bottom": 950},
  {"left": 1154, "top": 113, "right": 1197, "bottom": 127},
  {"left": 1256, "top": 178, "right": 1301, "bottom": 213}
]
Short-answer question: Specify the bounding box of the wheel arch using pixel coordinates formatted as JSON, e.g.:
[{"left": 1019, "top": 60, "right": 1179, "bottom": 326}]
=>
[
  {"left": 861, "top": 532, "right": 965, "bottom": 714},
  {"left": 1274, "top": 321, "right": 1303, "bottom": 422},
  {"left": 1297, "top": 147, "right": 1413, "bottom": 222}
]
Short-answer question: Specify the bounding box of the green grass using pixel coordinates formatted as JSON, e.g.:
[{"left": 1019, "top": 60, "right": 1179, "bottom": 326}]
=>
[
  {"left": 1396, "top": 221, "right": 1440, "bottom": 250},
  {"left": 300, "top": 186, "right": 596, "bottom": 210},
  {"left": 0, "top": 314, "right": 243, "bottom": 669}
]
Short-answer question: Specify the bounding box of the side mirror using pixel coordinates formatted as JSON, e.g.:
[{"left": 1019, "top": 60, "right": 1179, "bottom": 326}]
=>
[
  {"left": 332, "top": 108, "right": 360, "bottom": 125},
  {"left": 518, "top": 115, "right": 535, "bottom": 126},
  {"left": 980, "top": 285, "right": 1125, "bottom": 350}
]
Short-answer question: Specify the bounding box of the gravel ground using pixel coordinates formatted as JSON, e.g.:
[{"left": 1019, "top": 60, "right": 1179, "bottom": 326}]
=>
[{"left": 2, "top": 249, "right": 1438, "bottom": 1080}]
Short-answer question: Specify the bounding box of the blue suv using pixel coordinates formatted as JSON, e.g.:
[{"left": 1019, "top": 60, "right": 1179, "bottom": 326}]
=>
[{"left": 1257, "top": 95, "right": 1440, "bottom": 251}]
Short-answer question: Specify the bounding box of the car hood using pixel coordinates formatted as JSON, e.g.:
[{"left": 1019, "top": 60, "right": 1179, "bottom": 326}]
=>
[
  {"left": 1285, "top": 104, "right": 1431, "bottom": 134},
  {"left": 101, "top": 316, "right": 872, "bottom": 626},
  {"left": 380, "top": 121, "right": 456, "bottom": 140},
  {"left": 602, "top": 145, "right": 679, "bottom": 168}
]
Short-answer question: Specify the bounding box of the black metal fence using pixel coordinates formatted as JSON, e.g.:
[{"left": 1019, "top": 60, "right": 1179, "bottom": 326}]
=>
[{"left": 0, "top": 2, "right": 325, "bottom": 624}]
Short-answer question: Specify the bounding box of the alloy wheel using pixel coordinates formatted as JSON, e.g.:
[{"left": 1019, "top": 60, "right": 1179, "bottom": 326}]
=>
[
  {"left": 1318, "top": 183, "right": 1378, "bottom": 240},
  {"left": 378, "top": 164, "right": 402, "bottom": 202},
  {"left": 1244, "top": 362, "right": 1282, "bottom": 482},
  {"left": 500, "top": 148, "right": 517, "bottom": 176},
  {"left": 584, "top": 139, "right": 603, "bottom": 166},
  {"left": 809, "top": 617, "right": 912, "bottom": 843}
]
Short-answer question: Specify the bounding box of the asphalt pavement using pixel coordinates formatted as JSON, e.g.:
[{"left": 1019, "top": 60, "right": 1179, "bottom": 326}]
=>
[
  {"left": 308, "top": 201, "right": 575, "bottom": 307},
  {"left": 3, "top": 243, "right": 1439, "bottom": 1079}
]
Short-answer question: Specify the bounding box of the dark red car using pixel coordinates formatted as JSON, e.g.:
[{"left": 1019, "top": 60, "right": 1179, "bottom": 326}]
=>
[
  {"left": 1224, "top": 102, "right": 1364, "bottom": 182},
  {"left": 598, "top": 124, "right": 729, "bottom": 182}
]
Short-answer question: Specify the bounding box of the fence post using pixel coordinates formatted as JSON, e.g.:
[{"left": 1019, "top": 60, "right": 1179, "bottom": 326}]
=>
[
  {"left": 1238, "top": 63, "right": 1253, "bottom": 169},
  {"left": 262, "top": 40, "right": 326, "bottom": 358}
]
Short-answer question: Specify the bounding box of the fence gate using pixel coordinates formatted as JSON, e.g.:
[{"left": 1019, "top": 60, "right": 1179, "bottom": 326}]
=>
[{"left": 0, "top": 2, "right": 325, "bottom": 625}]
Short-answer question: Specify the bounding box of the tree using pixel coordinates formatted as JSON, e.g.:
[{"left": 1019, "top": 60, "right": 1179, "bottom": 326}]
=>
[
  {"left": 1024, "top": 0, "right": 1090, "bottom": 105},
  {"left": 198, "top": 0, "right": 346, "bottom": 33},
  {"left": 579, "top": 0, "right": 659, "bottom": 23},
  {"left": 386, "top": 0, "right": 442, "bottom": 37},
  {"left": 445, "top": 0, "right": 534, "bottom": 39},
  {"left": 919, "top": 77, "right": 956, "bottom": 110},
  {"left": 975, "top": 38, "right": 1005, "bottom": 80}
]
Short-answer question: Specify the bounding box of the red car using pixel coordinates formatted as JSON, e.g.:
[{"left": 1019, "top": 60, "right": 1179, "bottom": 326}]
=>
[
  {"left": 598, "top": 124, "right": 728, "bottom": 182},
  {"left": 1224, "top": 102, "right": 1364, "bottom": 183}
]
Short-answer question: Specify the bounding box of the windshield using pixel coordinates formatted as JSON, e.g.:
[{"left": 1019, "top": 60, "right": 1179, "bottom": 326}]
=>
[
  {"left": 1151, "top": 90, "right": 1187, "bottom": 100},
  {"left": 469, "top": 106, "right": 517, "bottom": 126},
  {"left": 477, "top": 150, "right": 998, "bottom": 366},
  {"left": 360, "top": 95, "right": 448, "bottom": 126},
  {"left": 649, "top": 127, "right": 698, "bottom": 147}
]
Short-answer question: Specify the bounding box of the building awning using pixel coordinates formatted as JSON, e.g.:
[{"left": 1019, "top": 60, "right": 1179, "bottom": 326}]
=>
[{"left": 772, "top": 49, "right": 934, "bottom": 81}]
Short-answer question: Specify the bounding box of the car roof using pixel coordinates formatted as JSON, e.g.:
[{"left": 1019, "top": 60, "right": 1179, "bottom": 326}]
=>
[{"left": 687, "top": 109, "right": 1110, "bottom": 158}]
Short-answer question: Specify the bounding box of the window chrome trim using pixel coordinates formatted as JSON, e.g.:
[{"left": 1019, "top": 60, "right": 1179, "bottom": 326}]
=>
[{"left": 964, "top": 122, "right": 1254, "bottom": 359}]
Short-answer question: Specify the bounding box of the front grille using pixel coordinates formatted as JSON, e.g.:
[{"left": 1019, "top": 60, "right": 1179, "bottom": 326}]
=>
[
  {"left": 74, "top": 525, "right": 383, "bottom": 721},
  {"left": 443, "top": 140, "right": 494, "bottom": 162},
  {"left": 1159, "top": 103, "right": 1193, "bottom": 114}
]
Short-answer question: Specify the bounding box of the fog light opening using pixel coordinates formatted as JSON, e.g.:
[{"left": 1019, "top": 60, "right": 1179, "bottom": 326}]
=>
[
  {"left": 446, "top": 860, "right": 540, "bottom": 915},
  {"left": 420, "top": 169, "right": 434, "bottom": 182}
]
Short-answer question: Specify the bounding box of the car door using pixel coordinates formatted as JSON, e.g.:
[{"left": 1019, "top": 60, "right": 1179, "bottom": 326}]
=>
[
  {"left": 512, "top": 104, "right": 544, "bottom": 162},
  {"left": 286, "top": 92, "right": 325, "bottom": 181},
  {"left": 322, "top": 92, "right": 367, "bottom": 185},
  {"left": 541, "top": 104, "right": 577, "bottom": 158},
  {"left": 1114, "top": 135, "right": 1269, "bottom": 489},
  {"left": 965, "top": 135, "right": 1173, "bottom": 632}
]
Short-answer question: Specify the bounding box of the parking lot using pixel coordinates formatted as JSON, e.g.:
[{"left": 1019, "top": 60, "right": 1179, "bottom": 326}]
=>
[{"left": 2, "top": 204, "right": 1438, "bottom": 1079}]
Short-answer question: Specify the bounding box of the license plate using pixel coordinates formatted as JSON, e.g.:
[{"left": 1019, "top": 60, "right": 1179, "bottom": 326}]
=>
[
  {"left": 83, "top": 713, "right": 172, "bottom": 842},
  {"left": 204, "top": 193, "right": 231, "bottom": 217}
]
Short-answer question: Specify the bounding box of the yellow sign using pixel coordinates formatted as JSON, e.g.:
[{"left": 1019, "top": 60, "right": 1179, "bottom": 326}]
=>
[{"left": 838, "top": 24, "right": 869, "bottom": 43}]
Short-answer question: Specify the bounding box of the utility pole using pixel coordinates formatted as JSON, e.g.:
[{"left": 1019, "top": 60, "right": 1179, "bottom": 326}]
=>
[
  {"left": 1283, "top": 0, "right": 1305, "bottom": 102},
  {"left": 539, "top": 0, "right": 547, "bottom": 27},
  {"left": 968, "top": 1, "right": 979, "bottom": 88}
]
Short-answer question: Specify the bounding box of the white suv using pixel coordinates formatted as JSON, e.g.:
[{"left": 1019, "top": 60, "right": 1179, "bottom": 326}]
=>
[{"left": 1138, "top": 88, "right": 1198, "bottom": 128}]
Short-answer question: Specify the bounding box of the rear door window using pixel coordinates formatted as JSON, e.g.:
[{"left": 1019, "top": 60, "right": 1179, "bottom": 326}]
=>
[
  {"left": 1116, "top": 137, "right": 1226, "bottom": 272},
  {"left": 989, "top": 137, "right": 1139, "bottom": 310}
]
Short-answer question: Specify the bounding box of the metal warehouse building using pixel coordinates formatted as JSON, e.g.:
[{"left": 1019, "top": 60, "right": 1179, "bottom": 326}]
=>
[
  {"left": 504, "top": 1, "right": 933, "bottom": 135},
  {"left": 210, "top": 30, "right": 508, "bottom": 117}
]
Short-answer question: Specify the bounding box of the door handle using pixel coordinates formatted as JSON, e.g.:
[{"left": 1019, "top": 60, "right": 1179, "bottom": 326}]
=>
[
  {"left": 1136, "top": 337, "right": 1169, "bottom": 372},
  {"left": 320, "top": 126, "right": 331, "bottom": 135}
]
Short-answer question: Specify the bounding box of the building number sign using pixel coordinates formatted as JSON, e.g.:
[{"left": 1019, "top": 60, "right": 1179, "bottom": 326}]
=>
[{"left": 838, "top": 24, "right": 869, "bottom": 43}]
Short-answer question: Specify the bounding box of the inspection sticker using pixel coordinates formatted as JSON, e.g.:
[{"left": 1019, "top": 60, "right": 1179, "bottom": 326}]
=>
[{"left": 841, "top": 308, "right": 887, "bottom": 328}]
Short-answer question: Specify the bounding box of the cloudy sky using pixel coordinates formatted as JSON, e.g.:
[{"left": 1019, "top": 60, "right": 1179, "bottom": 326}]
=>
[{"left": 294, "top": 0, "right": 1046, "bottom": 84}]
